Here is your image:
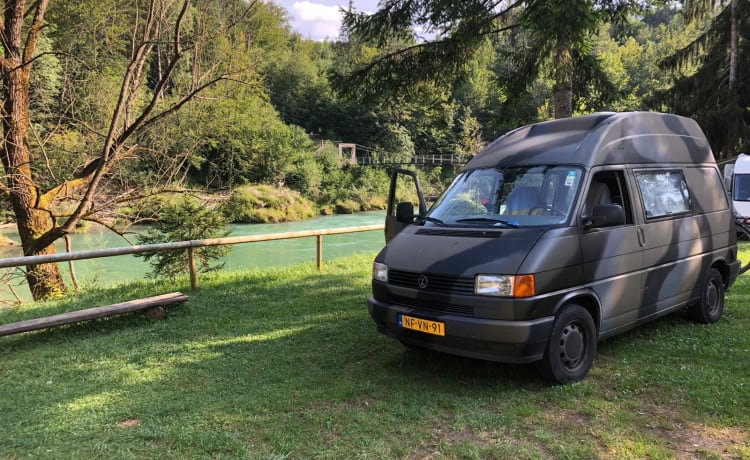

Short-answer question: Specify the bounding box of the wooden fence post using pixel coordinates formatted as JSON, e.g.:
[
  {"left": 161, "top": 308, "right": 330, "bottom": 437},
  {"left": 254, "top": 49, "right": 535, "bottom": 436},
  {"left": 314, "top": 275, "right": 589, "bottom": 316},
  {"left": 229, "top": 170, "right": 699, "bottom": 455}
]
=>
[
  {"left": 317, "top": 235, "right": 323, "bottom": 270},
  {"left": 187, "top": 247, "right": 198, "bottom": 290}
]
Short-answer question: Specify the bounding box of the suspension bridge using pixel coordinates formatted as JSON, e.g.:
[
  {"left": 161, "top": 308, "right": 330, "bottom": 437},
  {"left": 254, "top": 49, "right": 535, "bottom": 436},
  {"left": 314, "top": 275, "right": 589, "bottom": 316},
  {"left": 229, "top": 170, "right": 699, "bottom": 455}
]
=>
[{"left": 314, "top": 140, "right": 465, "bottom": 166}]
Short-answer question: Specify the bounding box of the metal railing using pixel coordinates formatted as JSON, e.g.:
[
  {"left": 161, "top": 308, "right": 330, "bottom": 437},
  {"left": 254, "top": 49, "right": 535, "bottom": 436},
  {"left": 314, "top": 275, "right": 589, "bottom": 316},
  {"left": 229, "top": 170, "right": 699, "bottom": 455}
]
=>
[{"left": 0, "top": 224, "right": 385, "bottom": 290}]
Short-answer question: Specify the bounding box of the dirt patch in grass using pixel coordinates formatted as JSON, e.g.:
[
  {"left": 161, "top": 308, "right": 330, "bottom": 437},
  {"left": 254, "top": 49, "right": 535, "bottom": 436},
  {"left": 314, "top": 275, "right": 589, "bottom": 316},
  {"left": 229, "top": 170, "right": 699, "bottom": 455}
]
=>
[
  {"left": 117, "top": 418, "right": 141, "bottom": 428},
  {"left": 640, "top": 404, "right": 748, "bottom": 459},
  {"left": 407, "top": 414, "right": 538, "bottom": 460}
]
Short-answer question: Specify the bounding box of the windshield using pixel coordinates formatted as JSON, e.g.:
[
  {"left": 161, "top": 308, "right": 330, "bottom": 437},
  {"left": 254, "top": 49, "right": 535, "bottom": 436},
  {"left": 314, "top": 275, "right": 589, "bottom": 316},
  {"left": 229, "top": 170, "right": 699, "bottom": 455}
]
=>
[
  {"left": 425, "top": 166, "right": 584, "bottom": 228},
  {"left": 734, "top": 174, "right": 750, "bottom": 201}
]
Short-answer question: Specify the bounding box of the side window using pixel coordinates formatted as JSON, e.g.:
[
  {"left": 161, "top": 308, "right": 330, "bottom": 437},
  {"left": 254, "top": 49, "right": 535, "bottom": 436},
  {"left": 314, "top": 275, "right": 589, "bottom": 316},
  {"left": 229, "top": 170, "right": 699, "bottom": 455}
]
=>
[
  {"left": 584, "top": 170, "right": 633, "bottom": 224},
  {"left": 635, "top": 170, "right": 691, "bottom": 219}
]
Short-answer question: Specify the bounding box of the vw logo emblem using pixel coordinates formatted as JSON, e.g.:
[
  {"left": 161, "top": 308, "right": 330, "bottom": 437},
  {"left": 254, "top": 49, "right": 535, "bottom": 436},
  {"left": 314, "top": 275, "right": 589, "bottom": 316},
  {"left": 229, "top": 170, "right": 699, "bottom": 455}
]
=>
[{"left": 418, "top": 275, "right": 429, "bottom": 289}]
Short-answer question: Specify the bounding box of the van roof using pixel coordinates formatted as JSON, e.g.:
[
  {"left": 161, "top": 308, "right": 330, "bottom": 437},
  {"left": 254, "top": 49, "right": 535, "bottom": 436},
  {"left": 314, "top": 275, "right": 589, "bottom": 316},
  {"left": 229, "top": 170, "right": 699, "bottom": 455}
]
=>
[{"left": 466, "top": 111, "right": 714, "bottom": 170}]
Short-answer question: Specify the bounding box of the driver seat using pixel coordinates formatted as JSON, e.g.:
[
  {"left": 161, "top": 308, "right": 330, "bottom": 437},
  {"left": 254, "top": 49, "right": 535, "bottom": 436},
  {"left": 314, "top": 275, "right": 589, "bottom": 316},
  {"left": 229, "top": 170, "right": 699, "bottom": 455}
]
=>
[{"left": 505, "top": 186, "right": 540, "bottom": 215}]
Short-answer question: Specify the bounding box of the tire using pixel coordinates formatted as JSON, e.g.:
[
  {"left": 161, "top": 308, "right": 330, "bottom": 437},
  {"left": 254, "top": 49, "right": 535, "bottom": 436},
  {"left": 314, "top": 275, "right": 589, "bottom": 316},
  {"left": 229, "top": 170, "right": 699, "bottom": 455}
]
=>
[
  {"left": 536, "top": 304, "right": 597, "bottom": 385},
  {"left": 687, "top": 267, "right": 724, "bottom": 324}
]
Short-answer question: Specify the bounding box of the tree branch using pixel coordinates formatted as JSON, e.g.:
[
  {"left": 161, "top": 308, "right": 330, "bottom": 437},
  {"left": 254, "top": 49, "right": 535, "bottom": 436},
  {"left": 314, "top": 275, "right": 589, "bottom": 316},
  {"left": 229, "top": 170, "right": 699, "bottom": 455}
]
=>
[{"left": 22, "top": 0, "right": 50, "bottom": 68}]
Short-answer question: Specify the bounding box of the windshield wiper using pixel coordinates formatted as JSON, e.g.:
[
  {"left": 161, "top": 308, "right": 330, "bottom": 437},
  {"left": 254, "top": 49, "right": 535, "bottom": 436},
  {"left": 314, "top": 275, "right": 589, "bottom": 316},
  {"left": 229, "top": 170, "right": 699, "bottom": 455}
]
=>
[
  {"left": 455, "top": 217, "right": 519, "bottom": 228},
  {"left": 418, "top": 216, "right": 447, "bottom": 226}
]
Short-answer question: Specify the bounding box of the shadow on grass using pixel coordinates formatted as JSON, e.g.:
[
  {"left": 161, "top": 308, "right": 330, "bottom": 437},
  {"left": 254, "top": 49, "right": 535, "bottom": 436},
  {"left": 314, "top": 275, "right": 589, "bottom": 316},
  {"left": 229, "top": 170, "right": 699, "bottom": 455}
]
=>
[
  {"left": 1, "top": 265, "right": 542, "bottom": 416},
  {"left": 2, "top": 260, "right": 749, "bottom": 457}
]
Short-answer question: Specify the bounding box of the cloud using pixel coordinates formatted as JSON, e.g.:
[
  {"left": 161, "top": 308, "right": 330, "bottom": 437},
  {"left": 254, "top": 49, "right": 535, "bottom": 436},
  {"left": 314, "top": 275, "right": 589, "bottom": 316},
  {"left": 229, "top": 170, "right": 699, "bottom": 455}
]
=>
[{"left": 291, "top": 1, "right": 343, "bottom": 41}]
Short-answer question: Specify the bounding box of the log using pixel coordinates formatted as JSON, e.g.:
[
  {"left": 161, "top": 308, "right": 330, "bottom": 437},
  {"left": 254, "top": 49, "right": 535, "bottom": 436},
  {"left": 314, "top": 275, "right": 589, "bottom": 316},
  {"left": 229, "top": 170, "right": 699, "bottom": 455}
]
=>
[{"left": 0, "top": 292, "right": 188, "bottom": 337}]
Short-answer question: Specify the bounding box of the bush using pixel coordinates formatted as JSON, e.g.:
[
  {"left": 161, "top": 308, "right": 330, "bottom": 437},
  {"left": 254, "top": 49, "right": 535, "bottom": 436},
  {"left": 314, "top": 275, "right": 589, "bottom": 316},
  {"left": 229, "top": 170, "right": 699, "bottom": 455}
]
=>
[
  {"left": 119, "top": 192, "right": 189, "bottom": 223},
  {"left": 284, "top": 155, "right": 323, "bottom": 196},
  {"left": 334, "top": 199, "right": 361, "bottom": 214},
  {"left": 135, "top": 197, "right": 231, "bottom": 279},
  {"left": 221, "top": 185, "right": 317, "bottom": 223}
]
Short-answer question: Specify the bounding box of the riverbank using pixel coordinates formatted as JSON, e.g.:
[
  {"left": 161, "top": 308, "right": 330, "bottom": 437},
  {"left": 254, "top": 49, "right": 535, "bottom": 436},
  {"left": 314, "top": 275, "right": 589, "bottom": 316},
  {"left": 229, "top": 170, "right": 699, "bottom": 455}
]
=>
[
  {"left": 0, "top": 211, "right": 386, "bottom": 303},
  {"left": 0, "top": 182, "right": 388, "bottom": 248}
]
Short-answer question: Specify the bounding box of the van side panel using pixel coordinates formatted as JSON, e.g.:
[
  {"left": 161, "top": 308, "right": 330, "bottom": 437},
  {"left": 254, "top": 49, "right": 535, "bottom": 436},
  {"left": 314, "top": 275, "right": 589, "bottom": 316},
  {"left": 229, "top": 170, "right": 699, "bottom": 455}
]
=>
[
  {"left": 517, "top": 228, "right": 584, "bottom": 292},
  {"left": 638, "top": 166, "right": 733, "bottom": 319},
  {"left": 639, "top": 216, "right": 705, "bottom": 315},
  {"left": 686, "top": 167, "right": 730, "bottom": 213},
  {"left": 579, "top": 226, "right": 644, "bottom": 334}
]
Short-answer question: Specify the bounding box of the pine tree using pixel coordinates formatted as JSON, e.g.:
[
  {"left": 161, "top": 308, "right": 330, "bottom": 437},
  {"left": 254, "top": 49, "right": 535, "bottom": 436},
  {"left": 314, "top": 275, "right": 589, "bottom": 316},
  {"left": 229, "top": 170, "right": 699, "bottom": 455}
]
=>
[{"left": 651, "top": 0, "right": 749, "bottom": 157}]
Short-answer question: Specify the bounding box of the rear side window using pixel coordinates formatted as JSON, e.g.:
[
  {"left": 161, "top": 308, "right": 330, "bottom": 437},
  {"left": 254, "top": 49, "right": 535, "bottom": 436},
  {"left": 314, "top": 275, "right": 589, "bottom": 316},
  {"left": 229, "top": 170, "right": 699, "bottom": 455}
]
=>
[
  {"left": 635, "top": 170, "right": 691, "bottom": 219},
  {"left": 685, "top": 167, "right": 729, "bottom": 213}
]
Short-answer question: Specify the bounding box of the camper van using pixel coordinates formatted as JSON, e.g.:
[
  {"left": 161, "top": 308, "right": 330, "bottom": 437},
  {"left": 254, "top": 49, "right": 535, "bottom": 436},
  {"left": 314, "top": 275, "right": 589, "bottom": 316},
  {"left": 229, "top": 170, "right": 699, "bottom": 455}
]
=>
[
  {"left": 727, "top": 153, "right": 750, "bottom": 234},
  {"left": 369, "top": 112, "right": 740, "bottom": 384}
]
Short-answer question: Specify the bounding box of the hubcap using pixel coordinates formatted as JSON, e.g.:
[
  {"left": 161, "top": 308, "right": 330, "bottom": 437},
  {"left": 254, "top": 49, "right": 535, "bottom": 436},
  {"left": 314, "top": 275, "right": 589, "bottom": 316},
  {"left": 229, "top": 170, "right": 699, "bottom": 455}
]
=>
[
  {"left": 558, "top": 322, "right": 585, "bottom": 370},
  {"left": 706, "top": 280, "right": 719, "bottom": 314}
]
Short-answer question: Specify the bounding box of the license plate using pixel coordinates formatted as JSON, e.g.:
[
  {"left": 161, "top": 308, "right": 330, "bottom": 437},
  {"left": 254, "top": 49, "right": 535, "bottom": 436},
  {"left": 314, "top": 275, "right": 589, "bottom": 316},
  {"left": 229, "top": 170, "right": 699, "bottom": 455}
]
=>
[{"left": 398, "top": 314, "right": 445, "bottom": 336}]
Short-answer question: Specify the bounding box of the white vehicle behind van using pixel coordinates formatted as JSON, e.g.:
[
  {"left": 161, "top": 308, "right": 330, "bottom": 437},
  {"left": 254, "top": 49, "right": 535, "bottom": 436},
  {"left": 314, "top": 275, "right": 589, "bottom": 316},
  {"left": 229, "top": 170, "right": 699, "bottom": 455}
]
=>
[{"left": 725, "top": 153, "right": 750, "bottom": 236}]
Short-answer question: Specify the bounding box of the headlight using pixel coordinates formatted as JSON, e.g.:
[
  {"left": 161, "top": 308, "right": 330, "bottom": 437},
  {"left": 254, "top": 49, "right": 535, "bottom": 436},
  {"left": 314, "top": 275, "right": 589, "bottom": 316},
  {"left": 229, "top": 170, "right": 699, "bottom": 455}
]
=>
[
  {"left": 373, "top": 262, "right": 388, "bottom": 282},
  {"left": 475, "top": 274, "right": 535, "bottom": 297}
]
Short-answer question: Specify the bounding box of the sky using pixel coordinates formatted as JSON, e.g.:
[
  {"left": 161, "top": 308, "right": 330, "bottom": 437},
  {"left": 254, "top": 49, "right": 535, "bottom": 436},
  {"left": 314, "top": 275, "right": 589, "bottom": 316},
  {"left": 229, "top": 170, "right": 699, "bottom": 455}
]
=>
[{"left": 272, "top": 0, "right": 380, "bottom": 41}]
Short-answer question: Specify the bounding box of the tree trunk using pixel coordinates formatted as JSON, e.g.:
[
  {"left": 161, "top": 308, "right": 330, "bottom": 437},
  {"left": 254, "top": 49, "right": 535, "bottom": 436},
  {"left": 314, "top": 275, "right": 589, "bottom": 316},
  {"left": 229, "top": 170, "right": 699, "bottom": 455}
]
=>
[
  {"left": 729, "top": 0, "right": 738, "bottom": 88},
  {"left": 1, "top": 0, "right": 65, "bottom": 300},
  {"left": 553, "top": 39, "right": 573, "bottom": 119}
]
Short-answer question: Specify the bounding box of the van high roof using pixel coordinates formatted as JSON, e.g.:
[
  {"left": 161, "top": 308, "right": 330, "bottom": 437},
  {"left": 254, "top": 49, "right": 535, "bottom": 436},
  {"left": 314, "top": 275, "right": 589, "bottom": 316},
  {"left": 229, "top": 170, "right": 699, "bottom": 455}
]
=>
[{"left": 466, "top": 111, "right": 714, "bottom": 170}]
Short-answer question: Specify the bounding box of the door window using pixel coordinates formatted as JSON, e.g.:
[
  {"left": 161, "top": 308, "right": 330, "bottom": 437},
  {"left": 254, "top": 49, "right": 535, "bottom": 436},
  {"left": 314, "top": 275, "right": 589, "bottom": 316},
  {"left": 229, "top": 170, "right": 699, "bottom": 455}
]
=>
[{"left": 583, "top": 170, "right": 633, "bottom": 225}]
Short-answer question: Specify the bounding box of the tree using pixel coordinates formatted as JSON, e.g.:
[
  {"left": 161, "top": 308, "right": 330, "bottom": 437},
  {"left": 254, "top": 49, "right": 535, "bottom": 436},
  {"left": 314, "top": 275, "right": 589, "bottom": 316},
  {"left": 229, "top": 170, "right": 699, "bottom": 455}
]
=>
[
  {"left": 337, "top": 0, "right": 644, "bottom": 120},
  {"left": 135, "top": 197, "right": 230, "bottom": 279},
  {"left": 1, "top": 0, "right": 258, "bottom": 300},
  {"left": 1, "top": 0, "right": 64, "bottom": 299},
  {"left": 650, "top": 0, "right": 749, "bottom": 156}
]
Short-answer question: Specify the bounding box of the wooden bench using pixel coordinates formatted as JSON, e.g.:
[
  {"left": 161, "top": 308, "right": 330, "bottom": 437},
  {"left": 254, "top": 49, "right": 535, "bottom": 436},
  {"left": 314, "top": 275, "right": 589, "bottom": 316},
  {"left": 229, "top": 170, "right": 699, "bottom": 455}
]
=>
[{"left": 0, "top": 292, "right": 188, "bottom": 338}]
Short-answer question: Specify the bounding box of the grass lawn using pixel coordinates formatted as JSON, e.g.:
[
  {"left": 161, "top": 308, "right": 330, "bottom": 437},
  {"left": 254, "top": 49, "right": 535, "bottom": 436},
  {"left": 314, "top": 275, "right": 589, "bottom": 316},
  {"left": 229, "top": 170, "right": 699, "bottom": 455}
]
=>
[{"left": 0, "top": 252, "right": 749, "bottom": 459}]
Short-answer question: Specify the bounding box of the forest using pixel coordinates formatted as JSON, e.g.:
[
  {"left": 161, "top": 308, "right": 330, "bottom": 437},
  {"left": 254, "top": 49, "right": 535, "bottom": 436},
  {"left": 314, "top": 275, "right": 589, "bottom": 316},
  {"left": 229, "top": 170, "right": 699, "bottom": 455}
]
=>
[{"left": 1, "top": 0, "right": 748, "bottom": 299}]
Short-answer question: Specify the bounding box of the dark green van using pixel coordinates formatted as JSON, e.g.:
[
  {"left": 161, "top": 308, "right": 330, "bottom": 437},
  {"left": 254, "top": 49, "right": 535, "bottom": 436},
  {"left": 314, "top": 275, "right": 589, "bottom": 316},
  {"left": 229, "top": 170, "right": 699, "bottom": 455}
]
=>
[{"left": 368, "top": 112, "right": 741, "bottom": 384}]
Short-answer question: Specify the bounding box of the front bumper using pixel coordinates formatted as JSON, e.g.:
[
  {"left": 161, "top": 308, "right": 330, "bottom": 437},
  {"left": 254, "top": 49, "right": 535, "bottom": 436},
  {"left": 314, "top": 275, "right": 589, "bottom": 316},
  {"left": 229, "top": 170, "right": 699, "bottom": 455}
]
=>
[{"left": 368, "top": 296, "right": 555, "bottom": 364}]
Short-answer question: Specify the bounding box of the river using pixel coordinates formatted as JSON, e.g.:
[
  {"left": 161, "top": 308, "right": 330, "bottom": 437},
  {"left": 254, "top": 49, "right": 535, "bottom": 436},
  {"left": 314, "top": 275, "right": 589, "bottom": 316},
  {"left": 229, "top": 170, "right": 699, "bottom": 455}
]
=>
[{"left": 0, "top": 211, "right": 386, "bottom": 302}]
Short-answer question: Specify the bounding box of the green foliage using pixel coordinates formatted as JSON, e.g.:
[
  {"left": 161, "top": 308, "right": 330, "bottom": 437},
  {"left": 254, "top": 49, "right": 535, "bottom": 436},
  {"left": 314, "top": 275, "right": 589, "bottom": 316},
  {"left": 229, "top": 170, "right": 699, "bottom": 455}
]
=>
[
  {"left": 649, "top": 0, "right": 750, "bottom": 156},
  {"left": 284, "top": 154, "right": 324, "bottom": 194},
  {"left": 454, "top": 107, "right": 486, "bottom": 160},
  {"left": 120, "top": 192, "right": 190, "bottom": 223},
  {"left": 338, "top": 1, "right": 643, "bottom": 120},
  {"left": 10, "top": 0, "right": 750, "bottom": 245},
  {"left": 187, "top": 89, "right": 299, "bottom": 189},
  {"left": 220, "top": 185, "right": 317, "bottom": 223},
  {"left": 349, "top": 167, "right": 390, "bottom": 210},
  {"left": 135, "top": 197, "right": 230, "bottom": 279},
  {"left": 380, "top": 123, "right": 415, "bottom": 163}
]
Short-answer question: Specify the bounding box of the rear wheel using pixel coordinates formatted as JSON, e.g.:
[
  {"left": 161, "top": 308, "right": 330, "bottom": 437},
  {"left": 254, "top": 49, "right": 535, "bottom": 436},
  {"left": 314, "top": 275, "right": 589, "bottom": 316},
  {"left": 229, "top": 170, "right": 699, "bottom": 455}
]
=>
[
  {"left": 687, "top": 267, "right": 724, "bottom": 324},
  {"left": 537, "top": 304, "right": 597, "bottom": 384}
]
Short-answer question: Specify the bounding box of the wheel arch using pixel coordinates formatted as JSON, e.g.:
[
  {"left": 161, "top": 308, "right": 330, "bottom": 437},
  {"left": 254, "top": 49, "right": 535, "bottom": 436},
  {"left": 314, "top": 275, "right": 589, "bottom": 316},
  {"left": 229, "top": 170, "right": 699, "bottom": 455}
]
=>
[
  {"left": 554, "top": 289, "right": 602, "bottom": 336},
  {"left": 711, "top": 259, "right": 730, "bottom": 287}
]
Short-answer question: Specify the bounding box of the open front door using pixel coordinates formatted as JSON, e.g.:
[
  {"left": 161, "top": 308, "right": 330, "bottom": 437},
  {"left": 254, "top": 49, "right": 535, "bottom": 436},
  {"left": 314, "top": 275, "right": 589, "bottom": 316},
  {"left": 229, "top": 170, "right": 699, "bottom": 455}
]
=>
[{"left": 385, "top": 169, "right": 427, "bottom": 243}]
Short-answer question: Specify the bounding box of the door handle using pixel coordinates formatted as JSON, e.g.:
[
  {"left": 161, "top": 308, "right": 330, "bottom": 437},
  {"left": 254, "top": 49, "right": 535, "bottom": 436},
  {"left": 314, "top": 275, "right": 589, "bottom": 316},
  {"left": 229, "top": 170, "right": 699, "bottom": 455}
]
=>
[{"left": 637, "top": 227, "right": 646, "bottom": 247}]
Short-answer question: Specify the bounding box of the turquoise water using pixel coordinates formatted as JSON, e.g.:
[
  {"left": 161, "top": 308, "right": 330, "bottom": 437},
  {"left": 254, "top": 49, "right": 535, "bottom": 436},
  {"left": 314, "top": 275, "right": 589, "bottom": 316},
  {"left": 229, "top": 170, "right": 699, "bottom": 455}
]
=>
[{"left": 0, "top": 212, "right": 386, "bottom": 301}]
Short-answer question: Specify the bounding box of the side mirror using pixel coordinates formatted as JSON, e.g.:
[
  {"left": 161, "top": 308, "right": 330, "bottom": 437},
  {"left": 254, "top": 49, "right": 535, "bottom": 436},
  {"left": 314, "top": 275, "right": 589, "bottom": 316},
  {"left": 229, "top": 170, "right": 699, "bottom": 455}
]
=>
[
  {"left": 396, "top": 201, "right": 416, "bottom": 223},
  {"left": 584, "top": 204, "right": 625, "bottom": 229}
]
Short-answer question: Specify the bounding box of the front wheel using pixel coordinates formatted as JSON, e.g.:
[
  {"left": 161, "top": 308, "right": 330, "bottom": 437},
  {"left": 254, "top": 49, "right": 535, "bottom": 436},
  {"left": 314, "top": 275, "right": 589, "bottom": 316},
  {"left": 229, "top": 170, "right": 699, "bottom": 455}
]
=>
[
  {"left": 687, "top": 267, "right": 724, "bottom": 324},
  {"left": 536, "top": 304, "right": 597, "bottom": 384}
]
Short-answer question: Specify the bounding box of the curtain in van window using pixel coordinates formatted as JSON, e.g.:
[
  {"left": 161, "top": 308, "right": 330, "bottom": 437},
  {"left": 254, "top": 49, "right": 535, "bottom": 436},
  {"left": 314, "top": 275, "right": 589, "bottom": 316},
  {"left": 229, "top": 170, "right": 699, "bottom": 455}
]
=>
[{"left": 635, "top": 171, "right": 691, "bottom": 219}]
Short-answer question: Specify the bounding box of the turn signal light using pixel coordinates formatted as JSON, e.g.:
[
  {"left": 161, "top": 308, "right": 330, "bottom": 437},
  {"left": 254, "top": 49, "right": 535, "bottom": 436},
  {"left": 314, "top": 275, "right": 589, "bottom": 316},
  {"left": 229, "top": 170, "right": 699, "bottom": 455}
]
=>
[{"left": 513, "top": 274, "right": 535, "bottom": 298}]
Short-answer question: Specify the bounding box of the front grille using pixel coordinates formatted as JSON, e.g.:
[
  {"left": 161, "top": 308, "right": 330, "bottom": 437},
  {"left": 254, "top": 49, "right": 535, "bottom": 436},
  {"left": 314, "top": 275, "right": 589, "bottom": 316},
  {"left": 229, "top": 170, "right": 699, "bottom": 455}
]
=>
[
  {"left": 388, "top": 269, "right": 475, "bottom": 296},
  {"left": 385, "top": 293, "right": 474, "bottom": 316}
]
